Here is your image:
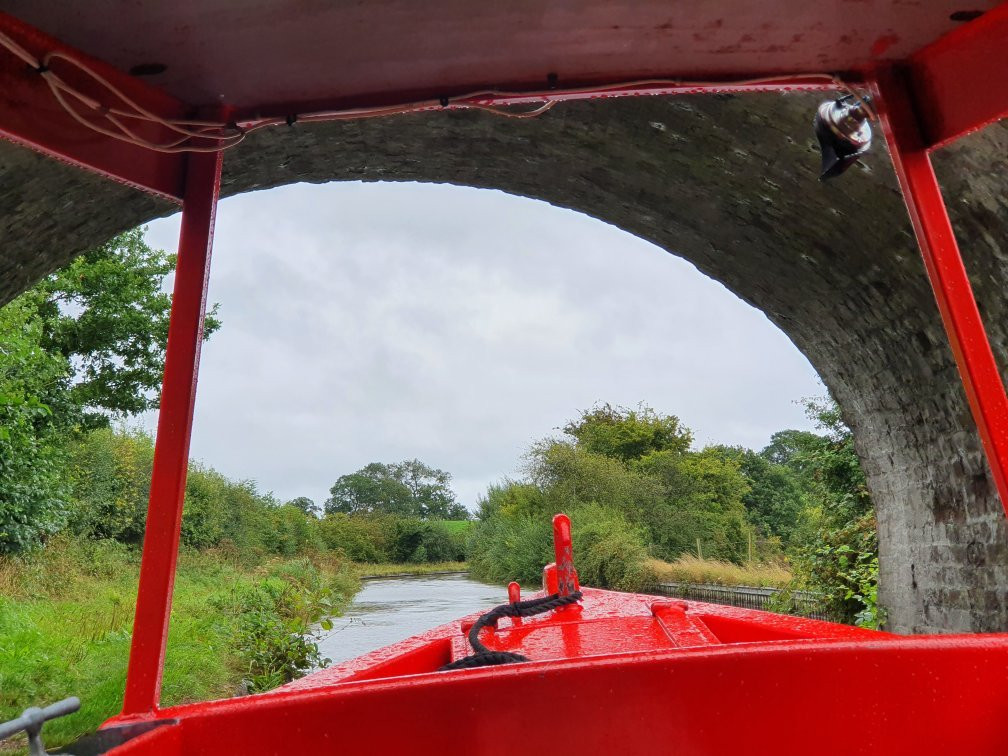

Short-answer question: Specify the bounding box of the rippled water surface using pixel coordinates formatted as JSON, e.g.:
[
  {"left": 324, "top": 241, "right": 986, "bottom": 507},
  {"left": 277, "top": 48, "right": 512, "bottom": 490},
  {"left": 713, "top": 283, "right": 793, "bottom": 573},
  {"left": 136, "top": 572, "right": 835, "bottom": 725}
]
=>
[{"left": 317, "top": 574, "right": 507, "bottom": 665}]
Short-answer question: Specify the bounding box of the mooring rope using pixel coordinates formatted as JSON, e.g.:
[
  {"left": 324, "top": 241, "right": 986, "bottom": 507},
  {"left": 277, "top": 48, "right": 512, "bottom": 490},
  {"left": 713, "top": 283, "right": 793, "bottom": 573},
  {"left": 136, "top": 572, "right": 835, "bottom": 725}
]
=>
[{"left": 440, "top": 591, "right": 583, "bottom": 671}]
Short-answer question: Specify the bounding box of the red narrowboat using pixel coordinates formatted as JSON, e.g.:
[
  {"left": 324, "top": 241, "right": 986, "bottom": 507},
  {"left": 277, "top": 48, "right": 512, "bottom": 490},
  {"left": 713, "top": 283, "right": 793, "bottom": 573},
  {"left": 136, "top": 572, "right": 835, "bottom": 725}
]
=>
[{"left": 1, "top": 2, "right": 1007, "bottom": 753}]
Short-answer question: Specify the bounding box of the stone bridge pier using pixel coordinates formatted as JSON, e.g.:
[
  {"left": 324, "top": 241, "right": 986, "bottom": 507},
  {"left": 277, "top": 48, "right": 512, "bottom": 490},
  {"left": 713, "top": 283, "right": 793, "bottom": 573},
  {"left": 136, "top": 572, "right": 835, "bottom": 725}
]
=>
[{"left": 2, "top": 93, "right": 1007, "bottom": 632}]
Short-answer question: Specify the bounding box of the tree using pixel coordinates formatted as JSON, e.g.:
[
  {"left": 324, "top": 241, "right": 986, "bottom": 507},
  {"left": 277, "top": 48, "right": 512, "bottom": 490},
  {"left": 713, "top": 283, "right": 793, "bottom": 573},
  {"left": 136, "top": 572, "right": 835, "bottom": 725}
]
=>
[
  {"left": 761, "top": 428, "right": 823, "bottom": 475},
  {"left": 29, "top": 227, "right": 220, "bottom": 425},
  {"left": 326, "top": 463, "right": 414, "bottom": 516},
  {"left": 716, "top": 446, "right": 807, "bottom": 547},
  {"left": 636, "top": 446, "right": 751, "bottom": 562},
  {"left": 325, "top": 460, "right": 463, "bottom": 518},
  {"left": 0, "top": 227, "right": 222, "bottom": 552},
  {"left": 563, "top": 403, "right": 693, "bottom": 463},
  {"left": 286, "top": 496, "right": 320, "bottom": 518},
  {"left": 0, "top": 298, "right": 70, "bottom": 552},
  {"left": 393, "top": 459, "right": 461, "bottom": 519}
]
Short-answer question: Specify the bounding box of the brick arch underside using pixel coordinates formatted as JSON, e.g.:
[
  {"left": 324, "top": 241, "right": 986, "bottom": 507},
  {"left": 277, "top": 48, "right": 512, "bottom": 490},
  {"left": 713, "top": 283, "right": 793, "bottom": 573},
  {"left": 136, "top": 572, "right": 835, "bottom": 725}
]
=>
[{"left": 2, "top": 93, "right": 1007, "bottom": 632}]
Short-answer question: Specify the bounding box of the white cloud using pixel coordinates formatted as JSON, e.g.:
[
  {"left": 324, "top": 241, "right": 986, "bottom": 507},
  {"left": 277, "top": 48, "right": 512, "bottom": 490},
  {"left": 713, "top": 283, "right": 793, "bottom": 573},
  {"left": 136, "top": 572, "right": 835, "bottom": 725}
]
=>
[{"left": 142, "top": 181, "right": 822, "bottom": 509}]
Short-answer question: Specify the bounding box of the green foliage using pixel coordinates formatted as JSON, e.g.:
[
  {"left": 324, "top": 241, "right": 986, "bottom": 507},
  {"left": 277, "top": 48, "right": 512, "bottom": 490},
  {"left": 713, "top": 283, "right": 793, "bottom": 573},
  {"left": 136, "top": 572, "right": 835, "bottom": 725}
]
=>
[
  {"left": 785, "top": 398, "right": 882, "bottom": 628},
  {"left": 318, "top": 513, "right": 468, "bottom": 564},
  {"left": 30, "top": 227, "right": 220, "bottom": 423},
  {"left": 264, "top": 504, "right": 326, "bottom": 557},
  {"left": 528, "top": 441, "right": 665, "bottom": 522},
  {"left": 318, "top": 513, "right": 392, "bottom": 561},
  {"left": 477, "top": 480, "right": 544, "bottom": 520},
  {"left": 215, "top": 557, "right": 356, "bottom": 693},
  {"left": 0, "top": 540, "right": 356, "bottom": 748},
  {"left": 717, "top": 446, "right": 806, "bottom": 547},
  {"left": 471, "top": 404, "right": 758, "bottom": 588},
  {"left": 796, "top": 509, "right": 881, "bottom": 627},
  {"left": 467, "top": 513, "right": 553, "bottom": 585},
  {"left": 570, "top": 504, "right": 655, "bottom": 591},
  {"left": 563, "top": 402, "right": 693, "bottom": 463},
  {"left": 632, "top": 446, "right": 751, "bottom": 562},
  {"left": 0, "top": 227, "right": 221, "bottom": 554},
  {"left": 286, "top": 496, "right": 319, "bottom": 517},
  {"left": 66, "top": 427, "right": 152, "bottom": 543},
  {"left": 388, "top": 518, "right": 467, "bottom": 563},
  {"left": 325, "top": 459, "right": 467, "bottom": 519},
  {"left": 0, "top": 298, "right": 70, "bottom": 553},
  {"left": 467, "top": 503, "right": 654, "bottom": 591},
  {"left": 760, "top": 429, "right": 822, "bottom": 471}
]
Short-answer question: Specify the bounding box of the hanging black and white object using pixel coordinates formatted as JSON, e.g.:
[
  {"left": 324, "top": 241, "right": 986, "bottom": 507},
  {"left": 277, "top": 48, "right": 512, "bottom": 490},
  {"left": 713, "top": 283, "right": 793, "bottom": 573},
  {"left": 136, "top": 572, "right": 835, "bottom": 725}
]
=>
[{"left": 814, "top": 95, "right": 873, "bottom": 180}]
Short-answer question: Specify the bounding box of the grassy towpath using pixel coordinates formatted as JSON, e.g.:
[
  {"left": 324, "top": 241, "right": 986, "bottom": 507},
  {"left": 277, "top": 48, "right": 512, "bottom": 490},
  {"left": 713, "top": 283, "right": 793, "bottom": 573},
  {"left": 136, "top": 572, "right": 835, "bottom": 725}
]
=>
[{"left": 0, "top": 539, "right": 357, "bottom": 752}]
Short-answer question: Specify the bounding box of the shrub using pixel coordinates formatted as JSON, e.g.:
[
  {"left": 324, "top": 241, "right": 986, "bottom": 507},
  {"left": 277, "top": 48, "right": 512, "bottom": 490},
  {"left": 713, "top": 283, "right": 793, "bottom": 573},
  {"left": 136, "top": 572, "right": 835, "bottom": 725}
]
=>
[
  {"left": 468, "top": 504, "right": 653, "bottom": 591},
  {"left": 214, "top": 557, "right": 358, "bottom": 693},
  {"left": 572, "top": 504, "right": 654, "bottom": 592},
  {"left": 264, "top": 504, "right": 324, "bottom": 557},
  {"left": 467, "top": 513, "right": 552, "bottom": 585},
  {"left": 318, "top": 513, "right": 391, "bottom": 562}
]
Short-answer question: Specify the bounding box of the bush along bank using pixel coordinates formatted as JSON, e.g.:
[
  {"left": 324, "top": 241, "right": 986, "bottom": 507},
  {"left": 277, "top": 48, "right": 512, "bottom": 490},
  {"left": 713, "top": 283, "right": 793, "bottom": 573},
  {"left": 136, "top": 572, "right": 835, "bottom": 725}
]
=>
[
  {"left": 466, "top": 402, "right": 881, "bottom": 628},
  {"left": 0, "top": 538, "right": 358, "bottom": 751}
]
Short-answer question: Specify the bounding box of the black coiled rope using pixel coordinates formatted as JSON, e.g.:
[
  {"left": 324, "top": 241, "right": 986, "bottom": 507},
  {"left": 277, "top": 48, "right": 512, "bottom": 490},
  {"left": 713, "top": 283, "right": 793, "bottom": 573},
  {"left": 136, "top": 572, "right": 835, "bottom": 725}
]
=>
[{"left": 439, "top": 591, "right": 583, "bottom": 671}]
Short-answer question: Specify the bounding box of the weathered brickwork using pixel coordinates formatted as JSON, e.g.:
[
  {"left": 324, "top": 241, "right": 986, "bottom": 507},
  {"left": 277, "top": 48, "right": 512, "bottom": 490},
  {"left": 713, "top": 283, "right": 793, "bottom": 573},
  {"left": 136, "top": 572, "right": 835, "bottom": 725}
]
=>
[{"left": 1, "top": 94, "right": 1006, "bottom": 632}]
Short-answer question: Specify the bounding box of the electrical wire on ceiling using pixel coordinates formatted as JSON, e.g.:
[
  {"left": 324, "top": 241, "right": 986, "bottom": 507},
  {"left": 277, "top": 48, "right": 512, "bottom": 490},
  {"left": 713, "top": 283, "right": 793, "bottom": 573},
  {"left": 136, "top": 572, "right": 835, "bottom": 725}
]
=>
[{"left": 0, "top": 28, "right": 870, "bottom": 155}]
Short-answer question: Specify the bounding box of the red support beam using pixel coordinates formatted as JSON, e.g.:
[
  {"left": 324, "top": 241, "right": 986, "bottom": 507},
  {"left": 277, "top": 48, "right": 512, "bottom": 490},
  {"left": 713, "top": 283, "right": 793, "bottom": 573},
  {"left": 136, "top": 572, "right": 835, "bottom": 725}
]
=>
[
  {"left": 0, "top": 12, "right": 186, "bottom": 201},
  {"left": 907, "top": 2, "right": 1008, "bottom": 150},
  {"left": 122, "top": 150, "right": 222, "bottom": 716},
  {"left": 873, "top": 66, "right": 1008, "bottom": 517}
]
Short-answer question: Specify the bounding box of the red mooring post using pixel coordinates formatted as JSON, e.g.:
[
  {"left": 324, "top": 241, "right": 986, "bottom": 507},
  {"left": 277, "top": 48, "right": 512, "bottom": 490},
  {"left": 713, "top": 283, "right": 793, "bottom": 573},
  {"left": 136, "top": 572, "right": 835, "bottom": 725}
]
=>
[
  {"left": 122, "top": 150, "right": 223, "bottom": 716},
  {"left": 873, "top": 67, "right": 1008, "bottom": 519}
]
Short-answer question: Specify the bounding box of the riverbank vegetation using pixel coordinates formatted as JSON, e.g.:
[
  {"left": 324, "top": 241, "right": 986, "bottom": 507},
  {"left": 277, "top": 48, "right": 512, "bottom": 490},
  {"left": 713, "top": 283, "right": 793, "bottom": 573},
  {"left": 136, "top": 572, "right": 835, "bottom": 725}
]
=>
[
  {"left": 354, "top": 562, "right": 468, "bottom": 578},
  {"left": 0, "top": 537, "right": 356, "bottom": 750},
  {"left": 467, "top": 402, "right": 881, "bottom": 627},
  {"left": 646, "top": 555, "right": 791, "bottom": 588},
  {"left": 0, "top": 231, "right": 471, "bottom": 747}
]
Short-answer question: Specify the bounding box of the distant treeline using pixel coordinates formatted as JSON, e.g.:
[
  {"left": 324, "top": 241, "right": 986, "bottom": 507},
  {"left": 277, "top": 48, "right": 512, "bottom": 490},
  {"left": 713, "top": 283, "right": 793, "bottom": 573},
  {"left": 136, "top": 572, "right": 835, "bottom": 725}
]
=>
[{"left": 63, "top": 428, "right": 471, "bottom": 564}]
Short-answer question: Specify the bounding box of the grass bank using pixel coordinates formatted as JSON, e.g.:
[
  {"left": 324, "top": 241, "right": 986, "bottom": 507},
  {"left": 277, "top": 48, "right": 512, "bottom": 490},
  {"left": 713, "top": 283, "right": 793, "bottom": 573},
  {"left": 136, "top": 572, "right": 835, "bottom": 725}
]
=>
[
  {"left": 353, "top": 561, "right": 467, "bottom": 578},
  {"left": 646, "top": 555, "right": 791, "bottom": 588},
  {"left": 0, "top": 538, "right": 358, "bottom": 752}
]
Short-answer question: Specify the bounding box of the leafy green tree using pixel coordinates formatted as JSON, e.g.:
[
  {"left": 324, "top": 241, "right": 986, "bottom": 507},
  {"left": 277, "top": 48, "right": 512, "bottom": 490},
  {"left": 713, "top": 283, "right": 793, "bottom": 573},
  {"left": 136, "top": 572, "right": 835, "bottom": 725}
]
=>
[
  {"left": 0, "top": 298, "right": 70, "bottom": 552},
  {"left": 286, "top": 496, "right": 319, "bottom": 518},
  {"left": 527, "top": 441, "right": 665, "bottom": 526},
  {"left": 326, "top": 463, "right": 414, "bottom": 516},
  {"left": 476, "top": 480, "right": 545, "bottom": 521},
  {"left": 760, "top": 428, "right": 822, "bottom": 472},
  {"left": 0, "top": 227, "right": 222, "bottom": 552},
  {"left": 715, "top": 446, "right": 807, "bottom": 546},
  {"left": 325, "top": 460, "right": 462, "bottom": 519},
  {"left": 29, "top": 227, "right": 220, "bottom": 425},
  {"left": 563, "top": 403, "right": 693, "bottom": 463},
  {"left": 636, "top": 446, "right": 751, "bottom": 562},
  {"left": 393, "top": 459, "right": 463, "bottom": 519}
]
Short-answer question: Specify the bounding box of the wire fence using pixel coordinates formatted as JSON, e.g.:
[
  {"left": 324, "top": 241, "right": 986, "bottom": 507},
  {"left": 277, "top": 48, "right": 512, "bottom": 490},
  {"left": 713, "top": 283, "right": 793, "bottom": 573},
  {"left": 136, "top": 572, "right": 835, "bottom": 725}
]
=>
[{"left": 646, "top": 581, "right": 836, "bottom": 622}]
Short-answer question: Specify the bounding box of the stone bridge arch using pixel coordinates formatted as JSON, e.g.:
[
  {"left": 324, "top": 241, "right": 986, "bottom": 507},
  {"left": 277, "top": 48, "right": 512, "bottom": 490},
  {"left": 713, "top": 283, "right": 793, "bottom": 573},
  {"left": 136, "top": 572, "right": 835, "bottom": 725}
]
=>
[{"left": 3, "top": 92, "right": 1007, "bottom": 632}]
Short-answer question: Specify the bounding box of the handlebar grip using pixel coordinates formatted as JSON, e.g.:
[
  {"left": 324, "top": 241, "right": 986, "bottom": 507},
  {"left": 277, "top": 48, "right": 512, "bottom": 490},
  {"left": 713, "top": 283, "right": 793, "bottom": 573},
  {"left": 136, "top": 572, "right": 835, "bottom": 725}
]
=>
[
  {"left": 0, "top": 698, "right": 80, "bottom": 742},
  {"left": 42, "top": 697, "right": 80, "bottom": 721}
]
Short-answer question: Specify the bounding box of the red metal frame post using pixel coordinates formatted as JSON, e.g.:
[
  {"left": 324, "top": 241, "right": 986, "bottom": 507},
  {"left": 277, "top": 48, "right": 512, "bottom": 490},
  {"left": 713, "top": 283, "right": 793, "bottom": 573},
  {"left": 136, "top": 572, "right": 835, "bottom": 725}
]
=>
[
  {"left": 552, "top": 514, "right": 579, "bottom": 596},
  {"left": 873, "top": 67, "right": 1008, "bottom": 518},
  {"left": 121, "top": 151, "right": 223, "bottom": 716}
]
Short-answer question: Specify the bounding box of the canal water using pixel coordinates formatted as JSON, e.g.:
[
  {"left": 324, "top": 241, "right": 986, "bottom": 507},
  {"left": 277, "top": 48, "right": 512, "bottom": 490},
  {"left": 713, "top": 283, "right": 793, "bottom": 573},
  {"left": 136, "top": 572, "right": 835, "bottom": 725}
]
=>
[{"left": 317, "top": 574, "right": 508, "bottom": 665}]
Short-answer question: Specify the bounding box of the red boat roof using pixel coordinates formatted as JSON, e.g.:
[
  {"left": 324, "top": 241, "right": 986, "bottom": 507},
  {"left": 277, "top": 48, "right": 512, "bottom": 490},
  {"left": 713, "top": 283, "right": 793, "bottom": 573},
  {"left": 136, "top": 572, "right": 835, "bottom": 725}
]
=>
[{"left": 1, "top": 1, "right": 1000, "bottom": 115}]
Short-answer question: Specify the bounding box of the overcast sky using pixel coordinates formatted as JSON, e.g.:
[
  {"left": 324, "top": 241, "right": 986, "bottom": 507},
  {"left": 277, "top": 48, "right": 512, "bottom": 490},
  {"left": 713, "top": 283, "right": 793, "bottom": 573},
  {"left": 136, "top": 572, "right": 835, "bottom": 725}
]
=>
[{"left": 141, "top": 182, "right": 822, "bottom": 510}]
